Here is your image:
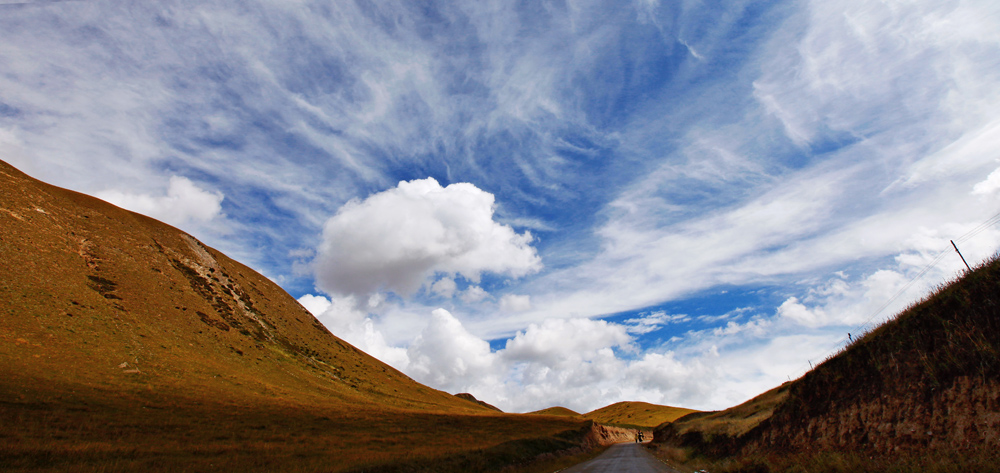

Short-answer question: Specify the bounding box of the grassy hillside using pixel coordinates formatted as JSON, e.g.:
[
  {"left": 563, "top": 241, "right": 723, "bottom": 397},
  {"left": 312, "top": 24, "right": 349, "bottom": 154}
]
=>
[
  {"left": 658, "top": 383, "right": 790, "bottom": 440},
  {"left": 584, "top": 401, "right": 698, "bottom": 429},
  {"left": 455, "top": 392, "right": 504, "bottom": 412},
  {"left": 531, "top": 407, "right": 582, "bottom": 417},
  {"left": 0, "top": 159, "right": 591, "bottom": 472},
  {"left": 651, "top": 254, "right": 1000, "bottom": 472}
]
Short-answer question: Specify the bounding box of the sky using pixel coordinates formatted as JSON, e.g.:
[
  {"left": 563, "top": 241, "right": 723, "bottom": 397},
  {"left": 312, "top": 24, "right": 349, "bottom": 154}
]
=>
[{"left": 3, "top": 0, "right": 1000, "bottom": 413}]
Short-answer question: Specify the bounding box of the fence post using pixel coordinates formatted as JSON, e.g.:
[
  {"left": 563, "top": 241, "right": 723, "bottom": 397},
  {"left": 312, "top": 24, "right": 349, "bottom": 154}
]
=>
[{"left": 950, "top": 240, "right": 973, "bottom": 272}]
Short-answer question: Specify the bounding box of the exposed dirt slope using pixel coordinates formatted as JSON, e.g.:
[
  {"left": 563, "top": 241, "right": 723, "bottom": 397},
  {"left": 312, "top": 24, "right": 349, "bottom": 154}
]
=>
[
  {"left": 585, "top": 401, "right": 698, "bottom": 428},
  {"left": 653, "top": 255, "right": 1000, "bottom": 468}
]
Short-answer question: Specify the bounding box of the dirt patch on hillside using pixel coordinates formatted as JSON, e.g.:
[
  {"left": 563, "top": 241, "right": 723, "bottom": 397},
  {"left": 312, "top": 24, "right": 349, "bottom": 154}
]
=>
[{"left": 584, "top": 423, "right": 640, "bottom": 447}]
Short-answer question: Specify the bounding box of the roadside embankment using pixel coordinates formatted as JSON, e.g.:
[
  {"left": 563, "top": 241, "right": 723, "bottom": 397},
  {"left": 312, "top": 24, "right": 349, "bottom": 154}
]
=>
[
  {"left": 584, "top": 423, "right": 641, "bottom": 447},
  {"left": 648, "top": 255, "right": 1000, "bottom": 472}
]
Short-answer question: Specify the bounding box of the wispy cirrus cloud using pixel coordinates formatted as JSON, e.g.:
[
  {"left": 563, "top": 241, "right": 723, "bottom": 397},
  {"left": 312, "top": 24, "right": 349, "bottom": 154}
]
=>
[{"left": 4, "top": 0, "right": 1000, "bottom": 414}]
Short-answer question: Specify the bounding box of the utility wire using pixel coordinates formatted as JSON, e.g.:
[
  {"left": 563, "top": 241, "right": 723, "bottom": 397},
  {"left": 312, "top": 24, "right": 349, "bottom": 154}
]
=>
[{"left": 789, "top": 206, "right": 1000, "bottom": 381}]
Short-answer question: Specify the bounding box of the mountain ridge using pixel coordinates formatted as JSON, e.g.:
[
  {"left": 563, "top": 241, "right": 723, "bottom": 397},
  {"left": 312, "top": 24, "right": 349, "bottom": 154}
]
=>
[{"left": 0, "top": 158, "right": 608, "bottom": 472}]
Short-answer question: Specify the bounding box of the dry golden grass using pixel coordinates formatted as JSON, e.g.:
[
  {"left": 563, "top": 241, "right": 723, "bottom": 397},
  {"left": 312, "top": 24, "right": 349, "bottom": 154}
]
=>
[
  {"left": 651, "top": 254, "right": 1000, "bottom": 472},
  {"left": 0, "top": 159, "right": 593, "bottom": 472},
  {"left": 529, "top": 406, "right": 581, "bottom": 417},
  {"left": 667, "top": 383, "right": 790, "bottom": 439},
  {"left": 583, "top": 401, "right": 698, "bottom": 429},
  {"left": 0, "top": 373, "right": 589, "bottom": 473},
  {"left": 0, "top": 157, "right": 469, "bottom": 415}
]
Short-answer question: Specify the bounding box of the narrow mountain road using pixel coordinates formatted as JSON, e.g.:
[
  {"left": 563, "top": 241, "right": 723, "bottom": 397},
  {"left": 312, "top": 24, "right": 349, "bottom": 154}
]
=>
[{"left": 561, "top": 443, "right": 682, "bottom": 473}]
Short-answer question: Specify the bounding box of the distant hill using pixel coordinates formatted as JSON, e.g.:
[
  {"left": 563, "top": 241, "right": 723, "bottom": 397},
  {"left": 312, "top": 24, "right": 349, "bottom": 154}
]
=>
[
  {"left": 652, "top": 254, "right": 1000, "bottom": 471},
  {"left": 455, "top": 392, "right": 503, "bottom": 412},
  {"left": 0, "top": 159, "right": 593, "bottom": 472},
  {"left": 584, "top": 401, "right": 698, "bottom": 428},
  {"left": 530, "top": 406, "right": 582, "bottom": 417}
]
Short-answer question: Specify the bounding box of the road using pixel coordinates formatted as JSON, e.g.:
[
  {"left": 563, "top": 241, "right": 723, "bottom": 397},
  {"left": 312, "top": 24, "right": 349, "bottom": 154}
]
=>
[{"left": 561, "top": 443, "right": 682, "bottom": 473}]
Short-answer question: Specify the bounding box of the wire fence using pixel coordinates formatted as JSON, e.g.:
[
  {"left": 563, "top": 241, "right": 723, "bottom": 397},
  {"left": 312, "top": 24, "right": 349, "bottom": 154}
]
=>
[{"left": 784, "top": 206, "right": 1000, "bottom": 383}]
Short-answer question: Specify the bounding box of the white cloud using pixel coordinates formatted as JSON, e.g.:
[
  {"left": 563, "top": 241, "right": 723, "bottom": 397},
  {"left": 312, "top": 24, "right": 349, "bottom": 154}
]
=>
[
  {"left": 297, "top": 293, "right": 333, "bottom": 317},
  {"left": 95, "top": 176, "right": 224, "bottom": 228},
  {"left": 503, "top": 318, "right": 632, "bottom": 366},
  {"left": 8, "top": 0, "right": 1000, "bottom": 419},
  {"left": 305, "top": 302, "right": 840, "bottom": 413},
  {"left": 459, "top": 285, "right": 489, "bottom": 303},
  {"left": 314, "top": 177, "right": 541, "bottom": 298},
  {"left": 973, "top": 166, "right": 1000, "bottom": 195},
  {"left": 297, "top": 293, "right": 409, "bottom": 370},
  {"left": 473, "top": 0, "right": 1000, "bottom": 338},
  {"left": 625, "top": 311, "right": 691, "bottom": 334},
  {"left": 406, "top": 309, "right": 498, "bottom": 389},
  {"left": 499, "top": 294, "right": 532, "bottom": 312},
  {"left": 430, "top": 277, "right": 458, "bottom": 299},
  {"left": 776, "top": 297, "right": 824, "bottom": 328}
]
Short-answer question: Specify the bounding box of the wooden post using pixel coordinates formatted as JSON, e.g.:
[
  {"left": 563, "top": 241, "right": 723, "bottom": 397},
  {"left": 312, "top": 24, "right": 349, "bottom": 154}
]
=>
[{"left": 951, "top": 240, "right": 973, "bottom": 272}]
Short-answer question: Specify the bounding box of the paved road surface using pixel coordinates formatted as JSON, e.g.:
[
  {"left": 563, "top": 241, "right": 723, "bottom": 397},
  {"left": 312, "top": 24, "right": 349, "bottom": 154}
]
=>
[{"left": 561, "top": 443, "right": 682, "bottom": 473}]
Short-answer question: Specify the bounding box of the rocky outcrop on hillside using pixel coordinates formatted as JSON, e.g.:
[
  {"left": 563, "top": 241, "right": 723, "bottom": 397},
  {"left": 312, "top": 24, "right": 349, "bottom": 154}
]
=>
[{"left": 585, "top": 423, "right": 641, "bottom": 447}]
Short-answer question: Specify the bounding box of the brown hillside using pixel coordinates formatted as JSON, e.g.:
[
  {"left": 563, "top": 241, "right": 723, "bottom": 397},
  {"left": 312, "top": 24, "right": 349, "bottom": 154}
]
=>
[
  {"left": 652, "top": 254, "right": 1000, "bottom": 471},
  {"left": 0, "top": 158, "right": 473, "bottom": 412},
  {"left": 585, "top": 401, "right": 698, "bottom": 428},
  {"left": 455, "top": 392, "right": 503, "bottom": 412},
  {"left": 531, "top": 406, "right": 582, "bottom": 417},
  {"left": 0, "top": 159, "right": 591, "bottom": 472}
]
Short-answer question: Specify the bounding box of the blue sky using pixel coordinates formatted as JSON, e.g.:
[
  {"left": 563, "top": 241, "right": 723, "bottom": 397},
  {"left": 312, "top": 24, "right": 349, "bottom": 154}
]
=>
[{"left": 3, "top": 0, "right": 1000, "bottom": 413}]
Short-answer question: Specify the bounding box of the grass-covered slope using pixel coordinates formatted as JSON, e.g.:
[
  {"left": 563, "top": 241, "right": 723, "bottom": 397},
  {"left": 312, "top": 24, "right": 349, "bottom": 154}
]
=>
[
  {"left": 0, "top": 159, "right": 589, "bottom": 472},
  {"left": 531, "top": 407, "right": 582, "bottom": 417},
  {"left": 0, "top": 159, "right": 471, "bottom": 412},
  {"left": 584, "top": 401, "right": 698, "bottom": 428},
  {"left": 655, "top": 383, "right": 790, "bottom": 444},
  {"left": 651, "top": 254, "right": 1000, "bottom": 472},
  {"left": 456, "top": 392, "right": 504, "bottom": 412}
]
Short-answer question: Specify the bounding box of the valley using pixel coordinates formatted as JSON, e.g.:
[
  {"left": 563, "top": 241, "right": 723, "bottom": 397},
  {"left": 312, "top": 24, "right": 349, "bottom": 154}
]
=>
[{"left": 4, "top": 151, "right": 1000, "bottom": 473}]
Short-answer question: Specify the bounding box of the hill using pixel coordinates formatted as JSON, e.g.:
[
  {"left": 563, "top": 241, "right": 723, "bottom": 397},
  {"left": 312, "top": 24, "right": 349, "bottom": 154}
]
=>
[
  {"left": 584, "top": 401, "right": 698, "bottom": 429},
  {"left": 530, "top": 407, "right": 582, "bottom": 417},
  {"left": 651, "top": 254, "right": 1000, "bottom": 472},
  {"left": 0, "top": 159, "right": 596, "bottom": 472},
  {"left": 455, "top": 392, "right": 503, "bottom": 412}
]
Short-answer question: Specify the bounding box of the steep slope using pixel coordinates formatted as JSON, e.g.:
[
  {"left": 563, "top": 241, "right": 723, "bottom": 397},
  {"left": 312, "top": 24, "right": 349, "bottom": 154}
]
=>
[
  {"left": 0, "top": 158, "right": 476, "bottom": 412},
  {"left": 0, "top": 159, "right": 590, "bottom": 472},
  {"left": 584, "top": 401, "right": 698, "bottom": 428},
  {"left": 652, "top": 254, "right": 1000, "bottom": 471},
  {"left": 650, "top": 383, "right": 791, "bottom": 458}
]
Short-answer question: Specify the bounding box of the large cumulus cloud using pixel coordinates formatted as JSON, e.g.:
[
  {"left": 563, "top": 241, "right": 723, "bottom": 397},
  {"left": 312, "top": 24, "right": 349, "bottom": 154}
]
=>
[{"left": 314, "top": 178, "right": 541, "bottom": 298}]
